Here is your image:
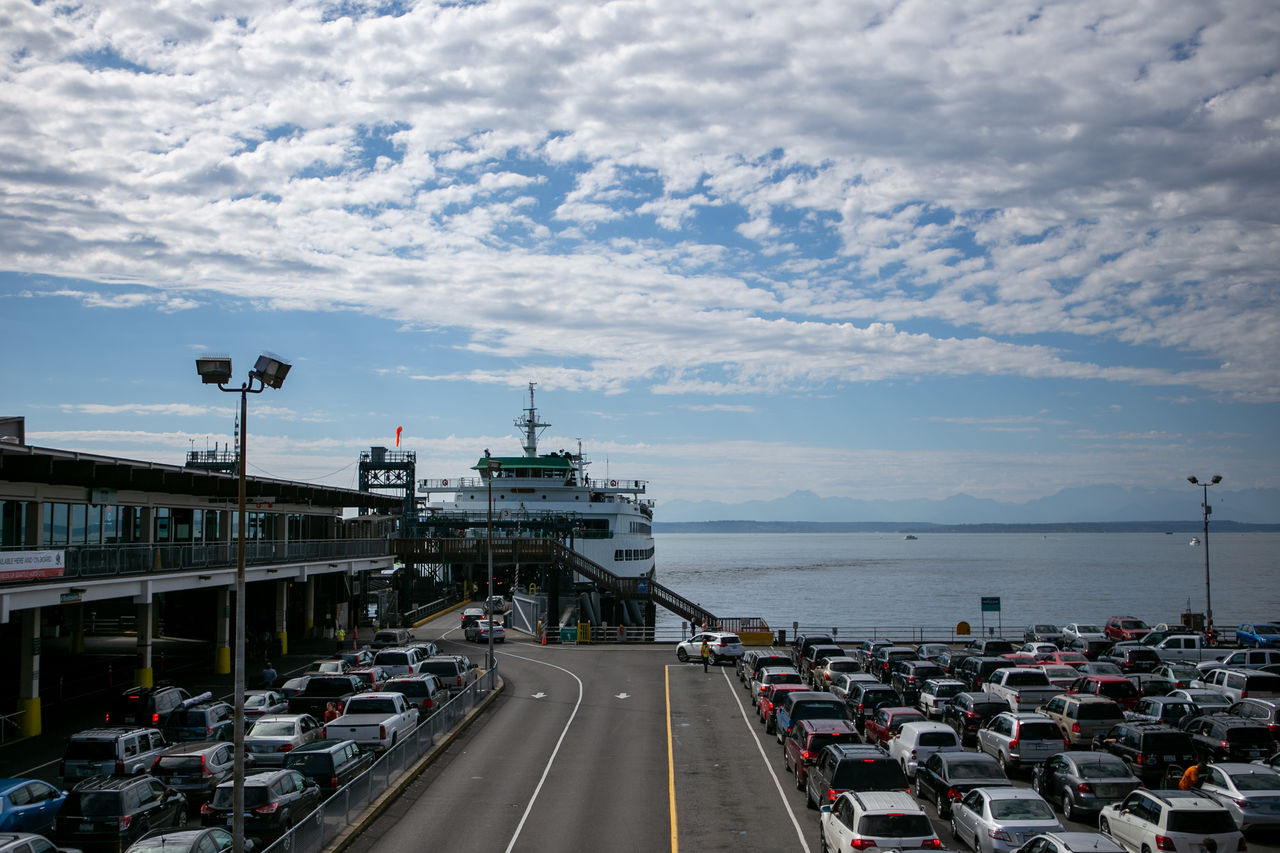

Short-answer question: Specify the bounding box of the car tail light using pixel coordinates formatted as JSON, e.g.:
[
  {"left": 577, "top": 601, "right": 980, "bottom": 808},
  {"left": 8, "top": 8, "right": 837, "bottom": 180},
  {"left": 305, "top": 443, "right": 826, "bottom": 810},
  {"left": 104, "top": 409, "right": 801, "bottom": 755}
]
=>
[
  {"left": 1009, "top": 738, "right": 1019, "bottom": 751},
  {"left": 922, "top": 840, "right": 943, "bottom": 849},
  {"left": 1072, "top": 722, "right": 1081, "bottom": 733},
  {"left": 850, "top": 840, "right": 877, "bottom": 850},
  {"left": 801, "top": 750, "right": 812, "bottom": 761},
  {"left": 988, "top": 829, "right": 1013, "bottom": 842},
  {"left": 115, "top": 760, "right": 125, "bottom": 775},
  {"left": 152, "top": 712, "right": 160, "bottom": 723},
  {"left": 946, "top": 787, "right": 961, "bottom": 800},
  {"left": 910, "top": 749, "right": 917, "bottom": 760},
  {"left": 1154, "top": 835, "right": 1177, "bottom": 851},
  {"left": 827, "top": 788, "right": 839, "bottom": 802},
  {"left": 1237, "top": 838, "right": 1247, "bottom": 851},
  {"left": 202, "top": 756, "right": 212, "bottom": 777},
  {"left": 254, "top": 801, "right": 282, "bottom": 815},
  {"left": 276, "top": 743, "right": 294, "bottom": 752},
  {"left": 1077, "top": 782, "right": 1093, "bottom": 794},
  {"left": 118, "top": 815, "right": 133, "bottom": 831},
  {"left": 379, "top": 725, "right": 388, "bottom": 740},
  {"left": 200, "top": 803, "right": 218, "bottom": 816}
]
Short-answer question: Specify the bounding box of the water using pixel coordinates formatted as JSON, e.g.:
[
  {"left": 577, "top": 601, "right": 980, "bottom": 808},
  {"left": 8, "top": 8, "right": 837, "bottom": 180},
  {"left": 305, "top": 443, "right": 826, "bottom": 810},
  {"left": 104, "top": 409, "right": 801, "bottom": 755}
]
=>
[{"left": 652, "top": 532, "right": 1280, "bottom": 634}]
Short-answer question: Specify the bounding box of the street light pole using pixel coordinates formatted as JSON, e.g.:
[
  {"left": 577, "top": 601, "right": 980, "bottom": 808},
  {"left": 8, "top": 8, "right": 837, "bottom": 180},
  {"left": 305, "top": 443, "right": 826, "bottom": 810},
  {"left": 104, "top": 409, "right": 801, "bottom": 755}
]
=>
[
  {"left": 197, "top": 354, "right": 291, "bottom": 853},
  {"left": 484, "top": 453, "right": 502, "bottom": 672},
  {"left": 1187, "top": 474, "right": 1222, "bottom": 637}
]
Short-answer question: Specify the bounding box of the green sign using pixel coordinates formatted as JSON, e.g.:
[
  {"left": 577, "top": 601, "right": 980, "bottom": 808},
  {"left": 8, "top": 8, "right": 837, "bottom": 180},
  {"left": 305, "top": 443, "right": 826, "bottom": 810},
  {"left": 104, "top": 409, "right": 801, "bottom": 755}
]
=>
[{"left": 981, "top": 596, "right": 1001, "bottom": 612}]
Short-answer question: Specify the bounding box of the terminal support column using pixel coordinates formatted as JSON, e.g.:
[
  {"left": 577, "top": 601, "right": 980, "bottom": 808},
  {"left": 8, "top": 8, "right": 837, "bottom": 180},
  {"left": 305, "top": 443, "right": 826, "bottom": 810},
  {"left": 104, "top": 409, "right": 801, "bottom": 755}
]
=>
[
  {"left": 274, "top": 580, "right": 288, "bottom": 657},
  {"left": 213, "top": 588, "right": 231, "bottom": 674},
  {"left": 303, "top": 579, "right": 315, "bottom": 639},
  {"left": 19, "top": 608, "right": 41, "bottom": 737},
  {"left": 134, "top": 601, "right": 154, "bottom": 688},
  {"left": 68, "top": 601, "right": 85, "bottom": 655}
]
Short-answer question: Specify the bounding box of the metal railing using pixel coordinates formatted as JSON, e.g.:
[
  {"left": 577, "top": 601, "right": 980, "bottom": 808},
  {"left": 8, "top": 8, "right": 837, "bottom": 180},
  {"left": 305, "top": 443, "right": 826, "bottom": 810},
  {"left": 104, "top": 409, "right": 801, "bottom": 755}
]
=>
[
  {"left": 0, "top": 538, "right": 390, "bottom": 585},
  {"left": 402, "top": 596, "right": 463, "bottom": 626},
  {"left": 260, "top": 664, "right": 499, "bottom": 853}
]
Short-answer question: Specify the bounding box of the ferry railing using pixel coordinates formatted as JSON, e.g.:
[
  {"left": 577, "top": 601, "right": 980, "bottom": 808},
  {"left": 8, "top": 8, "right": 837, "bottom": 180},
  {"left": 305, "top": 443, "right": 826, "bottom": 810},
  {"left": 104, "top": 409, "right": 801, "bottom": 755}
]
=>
[{"left": 259, "top": 663, "right": 499, "bottom": 853}]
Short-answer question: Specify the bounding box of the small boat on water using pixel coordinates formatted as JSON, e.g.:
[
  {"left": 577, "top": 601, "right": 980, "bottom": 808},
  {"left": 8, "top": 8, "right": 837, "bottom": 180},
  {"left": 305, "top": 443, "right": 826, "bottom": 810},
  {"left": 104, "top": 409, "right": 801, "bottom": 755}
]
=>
[
  {"left": 903, "top": 534, "right": 918, "bottom": 540},
  {"left": 1189, "top": 537, "right": 1200, "bottom": 546}
]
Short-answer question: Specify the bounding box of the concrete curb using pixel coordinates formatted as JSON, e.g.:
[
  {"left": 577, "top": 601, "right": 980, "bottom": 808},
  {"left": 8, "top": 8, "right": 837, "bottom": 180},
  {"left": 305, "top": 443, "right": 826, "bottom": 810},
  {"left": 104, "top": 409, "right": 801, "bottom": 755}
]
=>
[{"left": 324, "top": 674, "right": 506, "bottom": 853}]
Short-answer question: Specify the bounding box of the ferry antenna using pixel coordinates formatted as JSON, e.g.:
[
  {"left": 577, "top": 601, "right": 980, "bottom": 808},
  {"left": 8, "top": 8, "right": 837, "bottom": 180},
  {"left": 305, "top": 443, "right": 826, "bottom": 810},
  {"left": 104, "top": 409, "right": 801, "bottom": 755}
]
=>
[{"left": 515, "top": 381, "right": 550, "bottom": 457}]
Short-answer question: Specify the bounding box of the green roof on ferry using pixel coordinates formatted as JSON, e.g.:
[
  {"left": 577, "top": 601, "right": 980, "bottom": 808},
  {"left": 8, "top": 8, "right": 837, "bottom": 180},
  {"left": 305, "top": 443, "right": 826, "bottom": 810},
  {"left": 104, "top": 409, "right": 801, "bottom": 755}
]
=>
[{"left": 471, "top": 455, "right": 574, "bottom": 471}]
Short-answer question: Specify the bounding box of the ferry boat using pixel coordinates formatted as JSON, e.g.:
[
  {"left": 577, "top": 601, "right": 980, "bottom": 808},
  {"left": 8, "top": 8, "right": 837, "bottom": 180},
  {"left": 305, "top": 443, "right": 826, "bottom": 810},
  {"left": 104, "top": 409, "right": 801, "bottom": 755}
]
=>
[{"left": 419, "top": 383, "right": 656, "bottom": 580}]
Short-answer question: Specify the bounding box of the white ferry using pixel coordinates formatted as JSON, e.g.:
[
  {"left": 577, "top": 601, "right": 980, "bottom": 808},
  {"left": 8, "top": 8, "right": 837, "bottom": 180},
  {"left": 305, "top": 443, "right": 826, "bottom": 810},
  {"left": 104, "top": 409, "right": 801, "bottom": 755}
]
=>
[{"left": 418, "top": 383, "right": 656, "bottom": 580}]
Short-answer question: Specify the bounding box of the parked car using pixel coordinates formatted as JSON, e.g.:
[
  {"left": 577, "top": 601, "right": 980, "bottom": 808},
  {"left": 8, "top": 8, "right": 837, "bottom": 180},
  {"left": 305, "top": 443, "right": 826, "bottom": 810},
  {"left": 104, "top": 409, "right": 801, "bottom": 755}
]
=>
[
  {"left": 848, "top": 638, "right": 894, "bottom": 671},
  {"left": 966, "top": 639, "right": 1017, "bottom": 657},
  {"left": 942, "top": 692, "right": 1010, "bottom": 746},
  {"left": 0, "top": 779, "right": 65, "bottom": 836},
  {"left": 886, "top": 720, "right": 962, "bottom": 779},
  {"left": 322, "top": 692, "right": 419, "bottom": 753},
  {"left": 1227, "top": 697, "right": 1280, "bottom": 738},
  {"left": 199, "top": 770, "right": 322, "bottom": 844},
  {"left": 149, "top": 741, "right": 237, "bottom": 810},
  {"left": 675, "top": 632, "right": 745, "bottom": 665},
  {"left": 1127, "top": 673, "right": 1176, "bottom": 698},
  {"left": 1067, "top": 675, "right": 1140, "bottom": 711},
  {"left": 276, "top": 676, "right": 311, "bottom": 701},
  {"left": 800, "top": 644, "right": 848, "bottom": 683},
  {"left": 1013, "top": 831, "right": 1125, "bottom": 853},
  {"left": 1091, "top": 721, "right": 1197, "bottom": 788},
  {"left": 975, "top": 712, "right": 1067, "bottom": 776},
  {"left": 244, "top": 714, "right": 324, "bottom": 767},
  {"left": 938, "top": 649, "right": 976, "bottom": 678},
  {"left": 1021, "top": 643, "right": 1060, "bottom": 658},
  {"left": 304, "top": 659, "right": 352, "bottom": 675},
  {"left": 869, "top": 646, "right": 921, "bottom": 683},
  {"left": 1235, "top": 623, "right": 1280, "bottom": 649},
  {"left": 370, "top": 628, "right": 412, "bottom": 649},
  {"left": 793, "top": 633, "right": 838, "bottom": 667},
  {"left": 917, "top": 643, "right": 952, "bottom": 663},
  {"left": 382, "top": 674, "right": 448, "bottom": 717},
  {"left": 1038, "top": 666, "right": 1081, "bottom": 691},
  {"left": 459, "top": 607, "right": 486, "bottom": 630},
  {"left": 819, "top": 790, "right": 940, "bottom": 851},
  {"left": 782, "top": 718, "right": 861, "bottom": 791},
  {"left": 334, "top": 647, "right": 374, "bottom": 669},
  {"left": 1104, "top": 617, "right": 1152, "bottom": 643},
  {"left": 371, "top": 648, "right": 426, "bottom": 678},
  {"left": 345, "top": 666, "right": 391, "bottom": 693},
  {"left": 950, "top": 787, "right": 1062, "bottom": 853},
  {"left": 1193, "top": 667, "right": 1280, "bottom": 702},
  {"left": 1067, "top": 637, "right": 1115, "bottom": 661},
  {"left": 0, "top": 833, "right": 79, "bottom": 853},
  {"left": 286, "top": 675, "right": 366, "bottom": 718},
  {"left": 124, "top": 826, "right": 239, "bottom": 852},
  {"left": 1031, "top": 750, "right": 1140, "bottom": 823},
  {"left": 1196, "top": 762, "right": 1280, "bottom": 830},
  {"left": 1100, "top": 647, "right": 1161, "bottom": 674},
  {"left": 891, "top": 661, "right": 946, "bottom": 705},
  {"left": 985, "top": 667, "right": 1062, "bottom": 713},
  {"left": 918, "top": 678, "right": 967, "bottom": 720},
  {"left": 775, "top": 692, "right": 849, "bottom": 744},
  {"left": 1149, "top": 634, "right": 1223, "bottom": 665},
  {"left": 50, "top": 775, "right": 187, "bottom": 852},
  {"left": 243, "top": 690, "right": 289, "bottom": 720},
  {"left": 811, "top": 656, "right": 861, "bottom": 692},
  {"left": 1075, "top": 662, "right": 1124, "bottom": 678},
  {"left": 750, "top": 667, "right": 804, "bottom": 707},
  {"left": 845, "top": 682, "right": 903, "bottom": 734},
  {"left": 1154, "top": 664, "right": 1200, "bottom": 689},
  {"left": 1196, "top": 649, "right": 1280, "bottom": 675},
  {"left": 913, "top": 750, "right": 1010, "bottom": 818},
  {"left": 863, "top": 706, "right": 927, "bottom": 749},
  {"left": 1024, "top": 625, "right": 1065, "bottom": 646},
  {"left": 829, "top": 672, "right": 880, "bottom": 704},
  {"left": 282, "top": 739, "right": 374, "bottom": 795},
  {"left": 1099, "top": 789, "right": 1243, "bottom": 853},
  {"left": 1061, "top": 624, "right": 1106, "bottom": 646},
  {"left": 1037, "top": 694, "right": 1124, "bottom": 748},
  {"left": 59, "top": 728, "right": 170, "bottom": 784},
  {"left": 740, "top": 651, "right": 794, "bottom": 687},
  {"left": 1125, "top": 695, "right": 1199, "bottom": 727},
  {"left": 1183, "top": 714, "right": 1278, "bottom": 763},
  {"left": 1036, "top": 651, "right": 1090, "bottom": 670},
  {"left": 412, "top": 655, "right": 478, "bottom": 696},
  {"left": 956, "top": 657, "right": 1014, "bottom": 692},
  {"left": 805, "top": 743, "right": 907, "bottom": 810},
  {"left": 106, "top": 686, "right": 192, "bottom": 728},
  {"left": 759, "top": 683, "right": 810, "bottom": 734}
]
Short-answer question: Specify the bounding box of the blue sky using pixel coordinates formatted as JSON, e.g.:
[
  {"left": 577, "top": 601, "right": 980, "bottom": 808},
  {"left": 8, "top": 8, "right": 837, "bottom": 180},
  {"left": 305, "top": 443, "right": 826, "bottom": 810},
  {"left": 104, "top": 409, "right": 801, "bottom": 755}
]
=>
[{"left": 2, "top": 0, "right": 1278, "bottom": 514}]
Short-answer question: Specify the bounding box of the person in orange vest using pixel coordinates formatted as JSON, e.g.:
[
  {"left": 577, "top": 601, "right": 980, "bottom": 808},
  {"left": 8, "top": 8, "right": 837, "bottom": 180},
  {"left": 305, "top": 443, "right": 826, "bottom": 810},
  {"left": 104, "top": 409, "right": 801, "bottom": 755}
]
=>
[{"left": 701, "top": 638, "right": 711, "bottom": 672}]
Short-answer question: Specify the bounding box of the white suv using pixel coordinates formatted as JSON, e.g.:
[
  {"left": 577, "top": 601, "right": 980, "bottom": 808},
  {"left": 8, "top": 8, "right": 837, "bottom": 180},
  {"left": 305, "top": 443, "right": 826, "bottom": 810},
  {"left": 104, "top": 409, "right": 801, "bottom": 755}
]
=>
[
  {"left": 675, "top": 631, "right": 745, "bottom": 665},
  {"left": 886, "top": 720, "right": 963, "bottom": 779},
  {"left": 1099, "top": 789, "right": 1244, "bottom": 853},
  {"left": 819, "top": 790, "right": 941, "bottom": 851}
]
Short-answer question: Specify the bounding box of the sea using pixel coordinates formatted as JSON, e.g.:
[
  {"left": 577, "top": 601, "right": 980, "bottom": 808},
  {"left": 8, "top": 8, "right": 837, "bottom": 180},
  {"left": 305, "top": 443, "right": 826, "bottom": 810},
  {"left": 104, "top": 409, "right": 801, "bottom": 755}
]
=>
[{"left": 651, "top": 532, "right": 1280, "bottom": 636}]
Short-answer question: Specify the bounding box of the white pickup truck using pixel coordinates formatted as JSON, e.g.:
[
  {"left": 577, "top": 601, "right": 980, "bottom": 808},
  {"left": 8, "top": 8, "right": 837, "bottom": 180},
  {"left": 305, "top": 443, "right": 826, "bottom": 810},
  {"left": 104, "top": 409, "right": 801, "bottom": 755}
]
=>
[
  {"left": 985, "top": 667, "right": 1063, "bottom": 712},
  {"left": 322, "top": 692, "right": 419, "bottom": 752}
]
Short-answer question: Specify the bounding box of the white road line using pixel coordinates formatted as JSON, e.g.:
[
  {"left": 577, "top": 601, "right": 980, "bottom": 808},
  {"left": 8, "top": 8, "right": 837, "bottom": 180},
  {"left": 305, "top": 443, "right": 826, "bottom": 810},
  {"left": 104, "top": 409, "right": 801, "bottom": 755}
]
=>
[
  {"left": 498, "top": 649, "right": 585, "bottom": 853},
  {"left": 721, "top": 666, "right": 812, "bottom": 853}
]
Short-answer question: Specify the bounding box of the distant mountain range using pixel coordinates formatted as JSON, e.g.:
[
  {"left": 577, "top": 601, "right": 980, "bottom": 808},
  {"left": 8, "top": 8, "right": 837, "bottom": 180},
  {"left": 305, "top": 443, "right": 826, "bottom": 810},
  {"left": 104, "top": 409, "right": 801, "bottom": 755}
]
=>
[{"left": 654, "top": 485, "right": 1280, "bottom": 527}]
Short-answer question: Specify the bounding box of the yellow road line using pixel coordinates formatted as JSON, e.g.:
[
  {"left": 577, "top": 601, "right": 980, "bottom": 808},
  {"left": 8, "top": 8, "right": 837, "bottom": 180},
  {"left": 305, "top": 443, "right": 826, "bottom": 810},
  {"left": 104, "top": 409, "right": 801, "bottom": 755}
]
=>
[{"left": 666, "top": 664, "right": 678, "bottom": 852}]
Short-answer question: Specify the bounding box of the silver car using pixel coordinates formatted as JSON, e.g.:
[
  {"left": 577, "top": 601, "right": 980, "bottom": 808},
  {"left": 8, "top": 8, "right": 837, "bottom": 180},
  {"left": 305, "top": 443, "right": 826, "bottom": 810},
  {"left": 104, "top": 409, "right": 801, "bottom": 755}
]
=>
[
  {"left": 976, "top": 713, "right": 1066, "bottom": 775},
  {"left": 1198, "top": 762, "right": 1280, "bottom": 830},
  {"left": 244, "top": 714, "right": 324, "bottom": 766},
  {"left": 950, "top": 787, "right": 1063, "bottom": 853}
]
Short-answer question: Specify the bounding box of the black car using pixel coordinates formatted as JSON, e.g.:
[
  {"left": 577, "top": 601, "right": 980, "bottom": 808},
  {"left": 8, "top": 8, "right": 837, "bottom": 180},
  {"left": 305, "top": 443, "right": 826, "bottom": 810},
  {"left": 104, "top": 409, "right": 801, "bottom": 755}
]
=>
[
  {"left": 200, "top": 770, "right": 322, "bottom": 844},
  {"left": 149, "top": 741, "right": 237, "bottom": 809},
  {"left": 106, "top": 685, "right": 193, "bottom": 728},
  {"left": 912, "top": 750, "right": 1009, "bottom": 817},
  {"left": 844, "top": 683, "right": 901, "bottom": 734},
  {"left": 890, "top": 660, "right": 946, "bottom": 705},
  {"left": 1100, "top": 646, "right": 1161, "bottom": 674},
  {"left": 955, "top": 656, "right": 1010, "bottom": 692},
  {"left": 1031, "top": 750, "right": 1141, "bottom": 822},
  {"left": 964, "top": 639, "right": 1016, "bottom": 657},
  {"left": 162, "top": 700, "right": 236, "bottom": 743},
  {"left": 51, "top": 775, "right": 188, "bottom": 852},
  {"left": 1091, "top": 721, "right": 1197, "bottom": 787},
  {"left": 1183, "top": 714, "right": 1278, "bottom": 763},
  {"left": 936, "top": 649, "right": 975, "bottom": 678},
  {"left": 804, "top": 744, "right": 906, "bottom": 811},
  {"left": 126, "top": 826, "right": 241, "bottom": 852},
  {"left": 792, "top": 633, "right": 836, "bottom": 667},
  {"left": 283, "top": 739, "right": 374, "bottom": 794},
  {"left": 942, "top": 692, "right": 1008, "bottom": 746}
]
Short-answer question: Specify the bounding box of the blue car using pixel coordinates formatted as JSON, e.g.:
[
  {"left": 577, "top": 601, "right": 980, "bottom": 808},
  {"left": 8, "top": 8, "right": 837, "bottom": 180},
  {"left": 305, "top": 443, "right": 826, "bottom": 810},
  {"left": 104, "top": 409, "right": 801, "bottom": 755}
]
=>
[
  {"left": 0, "top": 778, "right": 66, "bottom": 835},
  {"left": 1236, "top": 623, "right": 1280, "bottom": 648}
]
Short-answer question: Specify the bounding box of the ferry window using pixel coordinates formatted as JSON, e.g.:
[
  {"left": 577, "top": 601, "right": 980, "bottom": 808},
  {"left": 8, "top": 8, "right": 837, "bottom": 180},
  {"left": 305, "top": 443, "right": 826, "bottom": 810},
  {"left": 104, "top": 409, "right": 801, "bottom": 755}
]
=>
[
  {"left": 69, "top": 503, "right": 88, "bottom": 544},
  {"left": 85, "top": 504, "right": 102, "bottom": 544},
  {"left": 154, "top": 507, "right": 171, "bottom": 543},
  {"left": 615, "top": 550, "right": 623, "bottom": 561},
  {"left": 43, "top": 502, "right": 69, "bottom": 546},
  {"left": 173, "top": 508, "right": 192, "bottom": 541},
  {"left": 1, "top": 500, "right": 33, "bottom": 547},
  {"left": 192, "top": 509, "right": 203, "bottom": 541}
]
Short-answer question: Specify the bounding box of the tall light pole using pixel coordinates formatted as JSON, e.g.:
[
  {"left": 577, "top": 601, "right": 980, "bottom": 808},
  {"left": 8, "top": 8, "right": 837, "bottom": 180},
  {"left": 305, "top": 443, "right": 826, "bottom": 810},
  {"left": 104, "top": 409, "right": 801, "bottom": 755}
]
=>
[
  {"left": 483, "top": 452, "right": 502, "bottom": 671},
  {"left": 197, "top": 353, "right": 291, "bottom": 853},
  {"left": 1187, "top": 474, "right": 1222, "bottom": 637}
]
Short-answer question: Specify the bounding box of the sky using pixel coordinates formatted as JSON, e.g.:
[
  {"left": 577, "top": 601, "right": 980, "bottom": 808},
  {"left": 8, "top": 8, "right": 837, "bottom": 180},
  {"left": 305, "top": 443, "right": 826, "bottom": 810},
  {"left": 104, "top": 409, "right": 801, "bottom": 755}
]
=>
[{"left": 2, "top": 0, "right": 1278, "bottom": 518}]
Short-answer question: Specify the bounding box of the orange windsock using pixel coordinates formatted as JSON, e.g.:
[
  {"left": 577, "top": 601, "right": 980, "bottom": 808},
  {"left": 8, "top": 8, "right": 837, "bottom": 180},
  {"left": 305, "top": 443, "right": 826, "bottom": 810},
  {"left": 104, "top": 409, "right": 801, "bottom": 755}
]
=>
[{"left": 395, "top": 426, "right": 403, "bottom": 447}]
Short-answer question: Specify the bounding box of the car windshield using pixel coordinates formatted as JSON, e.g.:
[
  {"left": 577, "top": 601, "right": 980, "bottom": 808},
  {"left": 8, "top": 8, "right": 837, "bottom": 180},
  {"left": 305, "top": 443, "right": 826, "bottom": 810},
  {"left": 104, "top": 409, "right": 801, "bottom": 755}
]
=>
[
  {"left": 1193, "top": 693, "right": 1230, "bottom": 707},
  {"left": 245, "top": 695, "right": 275, "bottom": 708},
  {"left": 1077, "top": 626, "right": 1103, "bottom": 634},
  {"left": 375, "top": 653, "right": 409, "bottom": 666},
  {"left": 946, "top": 759, "right": 1004, "bottom": 781},
  {"left": 417, "top": 662, "right": 459, "bottom": 677},
  {"left": 919, "top": 732, "right": 958, "bottom": 747},
  {"left": 811, "top": 733, "right": 860, "bottom": 751},
  {"left": 830, "top": 761, "right": 907, "bottom": 789},
  {"left": 1097, "top": 682, "right": 1138, "bottom": 699},
  {"left": 973, "top": 703, "right": 1008, "bottom": 717},
  {"left": 934, "top": 684, "right": 963, "bottom": 698},
  {"left": 1144, "top": 733, "right": 1193, "bottom": 752},
  {"left": 304, "top": 680, "right": 354, "bottom": 696},
  {"left": 1076, "top": 704, "right": 1124, "bottom": 720},
  {"left": 1228, "top": 771, "right": 1280, "bottom": 791},
  {"left": 1251, "top": 625, "right": 1280, "bottom": 634},
  {"left": 795, "top": 701, "right": 846, "bottom": 719},
  {"left": 1227, "top": 728, "right": 1275, "bottom": 747},
  {"left": 65, "top": 791, "right": 122, "bottom": 816},
  {"left": 1165, "top": 810, "right": 1238, "bottom": 834},
  {"left": 212, "top": 785, "right": 271, "bottom": 809},
  {"left": 63, "top": 741, "right": 117, "bottom": 760},
  {"left": 859, "top": 813, "right": 934, "bottom": 836},
  {"left": 1042, "top": 667, "right": 1076, "bottom": 678},
  {"left": 1120, "top": 620, "right": 1148, "bottom": 630},
  {"left": 1074, "top": 756, "right": 1132, "bottom": 778},
  {"left": 386, "top": 681, "right": 427, "bottom": 696},
  {"left": 286, "top": 754, "right": 333, "bottom": 773},
  {"left": 154, "top": 756, "right": 204, "bottom": 772},
  {"left": 250, "top": 721, "right": 297, "bottom": 736},
  {"left": 1035, "top": 625, "right": 1057, "bottom": 632},
  {"left": 1017, "top": 723, "right": 1063, "bottom": 740},
  {"left": 989, "top": 798, "right": 1055, "bottom": 820},
  {"left": 828, "top": 661, "right": 859, "bottom": 673}
]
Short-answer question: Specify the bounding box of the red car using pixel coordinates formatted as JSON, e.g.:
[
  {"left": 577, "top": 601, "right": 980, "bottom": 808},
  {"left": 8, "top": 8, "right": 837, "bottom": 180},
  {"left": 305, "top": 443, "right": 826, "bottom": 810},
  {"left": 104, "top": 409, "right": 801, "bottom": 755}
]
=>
[
  {"left": 1067, "top": 674, "right": 1141, "bottom": 710},
  {"left": 1104, "top": 616, "right": 1151, "bottom": 642},
  {"left": 782, "top": 718, "right": 861, "bottom": 789},
  {"left": 1035, "top": 651, "right": 1090, "bottom": 669},
  {"left": 862, "top": 706, "right": 926, "bottom": 748},
  {"left": 759, "top": 683, "right": 809, "bottom": 734}
]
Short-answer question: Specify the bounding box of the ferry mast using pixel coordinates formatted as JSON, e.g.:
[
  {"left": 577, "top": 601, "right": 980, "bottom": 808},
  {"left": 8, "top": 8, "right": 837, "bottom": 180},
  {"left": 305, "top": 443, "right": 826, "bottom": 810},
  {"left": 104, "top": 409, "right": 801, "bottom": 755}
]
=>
[{"left": 516, "top": 382, "right": 550, "bottom": 458}]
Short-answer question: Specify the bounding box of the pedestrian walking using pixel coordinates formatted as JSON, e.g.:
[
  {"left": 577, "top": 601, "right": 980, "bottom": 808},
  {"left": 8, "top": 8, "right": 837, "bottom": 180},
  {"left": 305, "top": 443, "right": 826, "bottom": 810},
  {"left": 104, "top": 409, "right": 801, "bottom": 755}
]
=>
[
  {"left": 701, "top": 638, "right": 711, "bottom": 672},
  {"left": 261, "top": 661, "right": 277, "bottom": 688},
  {"left": 324, "top": 701, "right": 340, "bottom": 723}
]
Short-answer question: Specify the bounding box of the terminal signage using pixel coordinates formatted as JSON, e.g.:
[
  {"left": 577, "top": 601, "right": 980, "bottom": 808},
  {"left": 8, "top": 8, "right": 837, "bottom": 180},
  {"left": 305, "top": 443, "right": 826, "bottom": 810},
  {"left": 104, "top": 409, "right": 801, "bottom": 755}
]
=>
[
  {"left": 980, "top": 596, "right": 1001, "bottom": 612},
  {"left": 0, "top": 550, "right": 65, "bottom": 581}
]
